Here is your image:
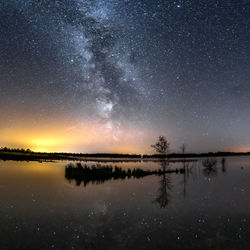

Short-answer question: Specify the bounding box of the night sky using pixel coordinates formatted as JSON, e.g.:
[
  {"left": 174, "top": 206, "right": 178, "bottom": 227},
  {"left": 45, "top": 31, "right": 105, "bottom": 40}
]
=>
[{"left": 1, "top": 0, "right": 250, "bottom": 153}]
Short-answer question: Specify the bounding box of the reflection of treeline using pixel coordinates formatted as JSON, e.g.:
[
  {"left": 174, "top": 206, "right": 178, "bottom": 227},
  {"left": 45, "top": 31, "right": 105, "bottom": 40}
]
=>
[{"left": 65, "top": 163, "right": 185, "bottom": 187}]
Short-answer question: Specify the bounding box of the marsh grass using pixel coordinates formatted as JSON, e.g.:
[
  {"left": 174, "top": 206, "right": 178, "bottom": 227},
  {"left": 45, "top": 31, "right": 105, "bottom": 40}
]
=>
[{"left": 65, "top": 162, "right": 185, "bottom": 186}]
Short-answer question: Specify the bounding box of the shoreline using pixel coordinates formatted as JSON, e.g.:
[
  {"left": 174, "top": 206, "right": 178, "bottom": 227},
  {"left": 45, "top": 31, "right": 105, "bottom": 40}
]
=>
[{"left": 0, "top": 150, "right": 250, "bottom": 162}]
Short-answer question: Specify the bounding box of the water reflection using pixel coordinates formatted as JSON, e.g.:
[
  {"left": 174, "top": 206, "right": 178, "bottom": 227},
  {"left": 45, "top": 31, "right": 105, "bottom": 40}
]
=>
[
  {"left": 65, "top": 158, "right": 229, "bottom": 210},
  {"left": 202, "top": 166, "right": 218, "bottom": 177},
  {"left": 153, "top": 160, "right": 171, "bottom": 208},
  {"left": 221, "top": 157, "right": 227, "bottom": 173},
  {"left": 200, "top": 158, "right": 227, "bottom": 177},
  {"left": 65, "top": 163, "right": 135, "bottom": 186},
  {"left": 2, "top": 157, "right": 250, "bottom": 250},
  {"left": 202, "top": 158, "right": 218, "bottom": 177},
  {"left": 154, "top": 172, "right": 172, "bottom": 208},
  {"left": 182, "top": 160, "right": 190, "bottom": 198},
  {"left": 65, "top": 161, "right": 185, "bottom": 187},
  {"left": 158, "top": 159, "right": 169, "bottom": 171}
]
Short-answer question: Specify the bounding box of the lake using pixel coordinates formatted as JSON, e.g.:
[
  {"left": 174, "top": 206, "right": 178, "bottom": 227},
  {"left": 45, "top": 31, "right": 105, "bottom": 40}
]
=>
[{"left": 0, "top": 156, "right": 250, "bottom": 249}]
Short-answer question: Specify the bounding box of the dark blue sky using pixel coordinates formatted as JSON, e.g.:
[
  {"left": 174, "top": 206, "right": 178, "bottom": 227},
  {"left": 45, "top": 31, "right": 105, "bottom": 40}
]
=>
[{"left": 0, "top": 0, "right": 250, "bottom": 153}]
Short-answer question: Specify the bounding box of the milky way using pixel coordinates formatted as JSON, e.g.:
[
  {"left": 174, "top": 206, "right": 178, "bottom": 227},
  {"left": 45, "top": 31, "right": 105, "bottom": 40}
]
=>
[{"left": 1, "top": 0, "right": 250, "bottom": 153}]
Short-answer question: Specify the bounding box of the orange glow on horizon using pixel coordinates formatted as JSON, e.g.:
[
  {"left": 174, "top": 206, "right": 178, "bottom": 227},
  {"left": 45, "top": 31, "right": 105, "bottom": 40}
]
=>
[
  {"left": 0, "top": 121, "right": 154, "bottom": 154},
  {"left": 228, "top": 146, "right": 250, "bottom": 153},
  {"left": 30, "top": 137, "right": 65, "bottom": 152}
]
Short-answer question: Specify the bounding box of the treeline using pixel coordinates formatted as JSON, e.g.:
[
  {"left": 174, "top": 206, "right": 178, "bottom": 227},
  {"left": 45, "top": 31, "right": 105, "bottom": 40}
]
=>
[
  {"left": 66, "top": 153, "right": 141, "bottom": 158},
  {"left": 0, "top": 147, "right": 33, "bottom": 153},
  {"left": 1, "top": 147, "right": 250, "bottom": 162},
  {"left": 0, "top": 147, "right": 141, "bottom": 158},
  {"left": 143, "top": 152, "right": 250, "bottom": 158}
]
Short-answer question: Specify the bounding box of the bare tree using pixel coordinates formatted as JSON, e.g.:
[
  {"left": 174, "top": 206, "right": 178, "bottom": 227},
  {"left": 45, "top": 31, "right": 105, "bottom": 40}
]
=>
[
  {"left": 180, "top": 143, "right": 187, "bottom": 154},
  {"left": 151, "top": 136, "right": 170, "bottom": 158}
]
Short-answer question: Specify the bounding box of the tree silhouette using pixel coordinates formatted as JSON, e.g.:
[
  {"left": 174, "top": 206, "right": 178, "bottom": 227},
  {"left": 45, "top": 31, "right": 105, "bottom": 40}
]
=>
[
  {"left": 180, "top": 143, "right": 187, "bottom": 154},
  {"left": 151, "top": 136, "right": 170, "bottom": 158}
]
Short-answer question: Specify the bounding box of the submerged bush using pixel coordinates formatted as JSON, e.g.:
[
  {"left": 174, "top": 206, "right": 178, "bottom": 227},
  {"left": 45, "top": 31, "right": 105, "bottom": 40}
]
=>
[{"left": 202, "top": 158, "right": 217, "bottom": 169}]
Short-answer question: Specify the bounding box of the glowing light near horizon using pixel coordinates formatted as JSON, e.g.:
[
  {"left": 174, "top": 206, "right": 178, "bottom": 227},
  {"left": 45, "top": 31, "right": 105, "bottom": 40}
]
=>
[
  {"left": 30, "top": 138, "right": 64, "bottom": 152},
  {"left": 229, "top": 146, "right": 250, "bottom": 153},
  {"left": 0, "top": 122, "right": 154, "bottom": 153}
]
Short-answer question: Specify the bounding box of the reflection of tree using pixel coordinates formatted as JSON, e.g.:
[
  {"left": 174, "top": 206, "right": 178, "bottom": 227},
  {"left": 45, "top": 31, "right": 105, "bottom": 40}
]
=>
[
  {"left": 180, "top": 160, "right": 194, "bottom": 197},
  {"left": 153, "top": 159, "right": 172, "bottom": 208},
  {"left": 159, "top": 159, "right": 169, "bottom": 171},
  {"left": 203, "top": 167, "right": 218, "bottom": 177},
  {"left": 182, "top": 160, "right": 189, "bottom": 197},
  {"left": 202, "top": 158, "right": 218, "bottom": 177},
  {"left": 154, "top": 172, "right": 172, "bottom": 208},
  {"left": 221, "top": 158, "right": 226, "bottom": 173}
]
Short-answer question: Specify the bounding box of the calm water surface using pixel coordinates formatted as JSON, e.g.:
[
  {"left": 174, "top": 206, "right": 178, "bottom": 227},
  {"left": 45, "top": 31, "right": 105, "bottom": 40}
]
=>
[{"left": 0, "top": 157, "right": 250, "bottom": 249}]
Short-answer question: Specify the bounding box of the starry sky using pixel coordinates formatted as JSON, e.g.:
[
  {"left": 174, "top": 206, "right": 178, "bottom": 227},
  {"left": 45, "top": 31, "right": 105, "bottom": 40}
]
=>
[{"left": 1, "top": 0, "right": 250, "bottom": 153}]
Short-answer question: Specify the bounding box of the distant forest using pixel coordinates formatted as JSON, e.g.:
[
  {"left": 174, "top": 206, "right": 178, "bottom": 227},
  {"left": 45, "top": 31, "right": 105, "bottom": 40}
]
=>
[{"left": 1, "top": 146, "right": 250, "bottom": 160}]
